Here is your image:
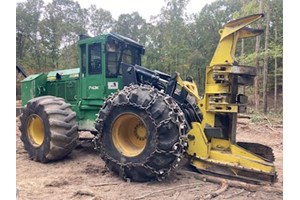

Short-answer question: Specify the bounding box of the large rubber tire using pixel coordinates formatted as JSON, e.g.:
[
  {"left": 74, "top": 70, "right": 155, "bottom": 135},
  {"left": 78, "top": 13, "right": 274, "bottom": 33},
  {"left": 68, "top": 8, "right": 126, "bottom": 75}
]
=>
[
  {"left": 19, "top": 96, "right": 78, "bottom": 163},
  {"left": 95, "top": 85, "right": 186, "bottom": 182}
]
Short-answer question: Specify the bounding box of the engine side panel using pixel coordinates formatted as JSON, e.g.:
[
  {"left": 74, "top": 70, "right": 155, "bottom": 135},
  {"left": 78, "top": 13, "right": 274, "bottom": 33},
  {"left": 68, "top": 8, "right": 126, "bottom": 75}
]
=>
[{"left": 21, "top": 73, "right": 47, "bottom": 106}]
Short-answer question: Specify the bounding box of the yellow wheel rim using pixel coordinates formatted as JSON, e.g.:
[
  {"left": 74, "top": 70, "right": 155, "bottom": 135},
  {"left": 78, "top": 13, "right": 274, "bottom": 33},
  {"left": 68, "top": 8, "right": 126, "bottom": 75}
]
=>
[
  {"left": 112, "top": 113, "right": 148, "bottom": 157},
  {"left": 27, "top": 114, "right": 45, "bottom": 147}
]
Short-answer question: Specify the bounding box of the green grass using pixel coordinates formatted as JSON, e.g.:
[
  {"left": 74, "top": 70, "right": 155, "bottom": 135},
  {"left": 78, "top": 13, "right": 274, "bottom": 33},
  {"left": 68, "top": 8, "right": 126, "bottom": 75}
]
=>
[{"left": 250, "top": 112, "right": 283, "bottom": 125}]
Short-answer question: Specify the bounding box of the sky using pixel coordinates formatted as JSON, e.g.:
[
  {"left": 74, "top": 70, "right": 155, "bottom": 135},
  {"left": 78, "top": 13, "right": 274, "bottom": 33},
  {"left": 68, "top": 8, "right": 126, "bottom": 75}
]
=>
[{"left": 16, "top": 0, "right": 216, "bottom": 21}]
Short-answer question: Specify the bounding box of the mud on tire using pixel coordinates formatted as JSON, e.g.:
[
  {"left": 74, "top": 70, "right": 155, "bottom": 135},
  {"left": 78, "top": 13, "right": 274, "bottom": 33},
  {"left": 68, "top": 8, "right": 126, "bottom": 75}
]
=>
[
  {"left": 95, "top": 85, "right": 187, "bottom": 182},
  {"left": 19, "top": 96, "right": 78, "bottom": 163}
]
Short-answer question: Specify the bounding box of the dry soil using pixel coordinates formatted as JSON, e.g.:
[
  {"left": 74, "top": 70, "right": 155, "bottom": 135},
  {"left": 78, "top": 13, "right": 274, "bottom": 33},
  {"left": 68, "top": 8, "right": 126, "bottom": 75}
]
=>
[{"left": 16, "top": 117, "right": 283, "bottom": 200}]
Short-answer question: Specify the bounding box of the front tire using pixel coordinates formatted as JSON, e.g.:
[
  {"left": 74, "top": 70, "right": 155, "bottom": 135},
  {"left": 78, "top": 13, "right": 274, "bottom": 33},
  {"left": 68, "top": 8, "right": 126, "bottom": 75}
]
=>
[
  {"left": 95, "top": 85, "right": 187, "bottom": 182},
  {"left": 19, "top": 96, "right": 78, "bottom": 162}
]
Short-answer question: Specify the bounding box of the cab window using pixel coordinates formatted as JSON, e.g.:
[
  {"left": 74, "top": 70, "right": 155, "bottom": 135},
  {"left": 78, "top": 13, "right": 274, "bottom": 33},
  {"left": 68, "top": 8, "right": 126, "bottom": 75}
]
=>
[
  {"left": 88, "top": 43, "right": 102, "bottom": 74},
  {"left": 80, "top": 44, "right": 86, "bottom": 75},
  {"left": 122, "top": 47, "right": 140, "bottom": 66},
  {"left": 106, "top": 40, "right": 120, "bottom": 77},
  {"left": 106, "top": 38, "right": 142, "bottom": 77}
]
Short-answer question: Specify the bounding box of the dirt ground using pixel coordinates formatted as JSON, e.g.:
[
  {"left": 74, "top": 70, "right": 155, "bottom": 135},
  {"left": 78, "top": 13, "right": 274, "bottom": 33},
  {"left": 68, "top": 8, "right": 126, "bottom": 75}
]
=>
[{"left": 16, "top": 116, "right": 283, "bottom": 200}]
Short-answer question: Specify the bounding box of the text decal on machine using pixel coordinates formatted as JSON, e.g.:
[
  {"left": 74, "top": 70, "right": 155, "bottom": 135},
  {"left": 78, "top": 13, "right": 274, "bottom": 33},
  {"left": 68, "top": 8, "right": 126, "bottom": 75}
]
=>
[{"left": 88, "top": 86, "right": 99, "bottom": 90}]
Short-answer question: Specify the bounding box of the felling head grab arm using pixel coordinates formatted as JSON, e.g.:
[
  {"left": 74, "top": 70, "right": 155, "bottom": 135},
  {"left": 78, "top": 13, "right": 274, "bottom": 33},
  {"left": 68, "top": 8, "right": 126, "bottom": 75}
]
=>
[{"left": 210, "top": 13, "right": 264, "bottom": 66}]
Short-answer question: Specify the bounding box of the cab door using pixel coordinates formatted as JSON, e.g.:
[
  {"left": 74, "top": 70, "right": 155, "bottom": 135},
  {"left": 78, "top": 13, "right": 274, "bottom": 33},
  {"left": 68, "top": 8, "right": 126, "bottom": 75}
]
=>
[
  {"left": 104, "top": 38, "right": 124, "bottom": 97},
  {"left": 80, "top": 42, "right": 105, "bottom": 100}
]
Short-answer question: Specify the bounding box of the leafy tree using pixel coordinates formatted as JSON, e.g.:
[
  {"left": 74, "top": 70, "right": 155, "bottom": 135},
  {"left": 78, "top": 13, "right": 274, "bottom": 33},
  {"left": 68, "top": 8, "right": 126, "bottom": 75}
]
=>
[
  {"left": 88, "top": 5, "right": 114, "bottom": 36},
  {"left": 16, "top": 0, "right": 44, "bottom": 69},
  {"left": 16, "top": 0, "right": 283, "bottom": 112},
  {"left": 39, "top": 0, "right": 87, "bottom": 68},
  {"left": 112, "top": 12, "right": 148, "bottom": 44},
  {"left": 144, "top": 0, "right": 191, "bottom": 79}
]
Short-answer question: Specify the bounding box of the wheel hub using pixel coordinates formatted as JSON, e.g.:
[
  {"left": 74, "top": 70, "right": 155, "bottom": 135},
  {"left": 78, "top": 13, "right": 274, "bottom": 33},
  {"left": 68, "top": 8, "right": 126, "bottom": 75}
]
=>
[
  {"left": 27, "top": 114, "right": 45, "bottom": 147},
  {"left": 112, "top": 113, "right": 148, "bottom": 157},
  {"left": 134, "top": 123, "right": 147, "bottom": 141}
]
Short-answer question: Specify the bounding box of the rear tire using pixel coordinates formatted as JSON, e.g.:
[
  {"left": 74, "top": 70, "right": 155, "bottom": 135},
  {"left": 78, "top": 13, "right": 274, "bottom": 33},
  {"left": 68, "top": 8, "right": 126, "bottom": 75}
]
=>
[
  {"left": 95, "top": 85, "right": 186, "bottom": 182},
  {"left": 19, "top": 96, "right": 78, "bottom": 162}
]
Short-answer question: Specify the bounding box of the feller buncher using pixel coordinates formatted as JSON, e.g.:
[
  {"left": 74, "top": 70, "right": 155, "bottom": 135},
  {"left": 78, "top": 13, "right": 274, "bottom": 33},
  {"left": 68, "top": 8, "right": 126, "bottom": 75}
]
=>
[{"left": 19, "top": 14, "right": 276, "bottom": 183}]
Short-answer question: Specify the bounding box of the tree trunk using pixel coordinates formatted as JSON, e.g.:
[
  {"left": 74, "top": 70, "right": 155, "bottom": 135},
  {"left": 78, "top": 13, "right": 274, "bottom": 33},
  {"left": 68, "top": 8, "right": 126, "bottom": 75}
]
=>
[
  {"left": 274, "top": 24, "right": 278, "bottom": 111},
  {"left": 263, "top": 0, "right": 271, "bottom": 113},
  {"left": 254, "top": 0, "right": 263, "bottom": 111}
]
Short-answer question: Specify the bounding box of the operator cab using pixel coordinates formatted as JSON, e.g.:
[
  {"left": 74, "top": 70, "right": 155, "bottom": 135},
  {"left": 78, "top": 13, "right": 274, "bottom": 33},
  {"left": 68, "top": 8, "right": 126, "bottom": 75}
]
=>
[{"left": 78, "top": 33, "right": 145, "bottom": 102}]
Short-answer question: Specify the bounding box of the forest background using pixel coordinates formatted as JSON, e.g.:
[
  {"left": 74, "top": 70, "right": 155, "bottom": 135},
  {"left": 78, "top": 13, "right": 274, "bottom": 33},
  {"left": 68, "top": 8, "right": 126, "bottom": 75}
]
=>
[{"left": 16, "top": 0, "right": 283, "bottom": 114}]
